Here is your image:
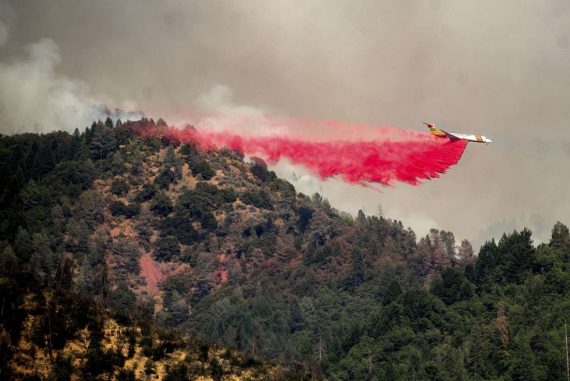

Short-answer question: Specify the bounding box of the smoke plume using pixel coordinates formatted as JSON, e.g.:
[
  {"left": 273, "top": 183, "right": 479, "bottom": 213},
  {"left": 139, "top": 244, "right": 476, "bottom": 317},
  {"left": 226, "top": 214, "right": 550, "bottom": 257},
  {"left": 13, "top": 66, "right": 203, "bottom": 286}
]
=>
[{"left": 0, "top": 37, "right": 142, "bottom": 134}]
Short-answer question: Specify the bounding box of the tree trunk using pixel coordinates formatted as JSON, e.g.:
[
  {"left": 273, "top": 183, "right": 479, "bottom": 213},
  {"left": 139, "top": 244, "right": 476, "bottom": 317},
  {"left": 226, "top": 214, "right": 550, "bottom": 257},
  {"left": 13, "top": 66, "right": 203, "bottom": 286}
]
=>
[{"left": 46, "top": 292, "right": 53, "bottom": 363}]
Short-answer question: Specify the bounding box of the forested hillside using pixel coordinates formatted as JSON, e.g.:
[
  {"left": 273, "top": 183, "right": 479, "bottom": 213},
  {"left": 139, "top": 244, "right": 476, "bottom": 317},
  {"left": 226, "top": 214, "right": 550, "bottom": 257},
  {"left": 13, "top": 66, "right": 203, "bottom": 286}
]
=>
[{"left": 1, "top": 118, "right": 569, "bottom": 380}]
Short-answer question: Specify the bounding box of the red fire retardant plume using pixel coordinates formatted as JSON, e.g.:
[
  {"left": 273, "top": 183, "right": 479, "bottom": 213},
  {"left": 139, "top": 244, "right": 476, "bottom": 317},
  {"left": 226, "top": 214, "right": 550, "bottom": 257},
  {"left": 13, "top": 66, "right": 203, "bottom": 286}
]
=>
[{"left": 137, "top": 123, "right": 468, "bottom": 186}]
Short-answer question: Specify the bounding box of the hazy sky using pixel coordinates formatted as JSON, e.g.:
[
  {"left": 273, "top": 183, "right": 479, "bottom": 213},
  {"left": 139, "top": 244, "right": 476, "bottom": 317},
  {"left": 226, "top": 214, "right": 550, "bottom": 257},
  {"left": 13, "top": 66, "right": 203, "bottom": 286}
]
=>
[{"left": 1, "top": 0, "right": 569, "bottom": 248}]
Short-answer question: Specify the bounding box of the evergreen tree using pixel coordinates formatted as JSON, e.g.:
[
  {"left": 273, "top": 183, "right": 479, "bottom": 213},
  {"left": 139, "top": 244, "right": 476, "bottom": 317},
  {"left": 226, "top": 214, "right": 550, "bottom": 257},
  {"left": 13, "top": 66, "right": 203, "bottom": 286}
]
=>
[
  {"left": 89, "top": 125, "right": 117, "bottom": 159},
  {"left": 104, "top": 116, "right": 114, "bottom": 129},
  {"left": 550, "top": 221, "right": 569, "bottom": 249},
  {"left": 0, "top": 246, "right": 17, "bottom": 276}
]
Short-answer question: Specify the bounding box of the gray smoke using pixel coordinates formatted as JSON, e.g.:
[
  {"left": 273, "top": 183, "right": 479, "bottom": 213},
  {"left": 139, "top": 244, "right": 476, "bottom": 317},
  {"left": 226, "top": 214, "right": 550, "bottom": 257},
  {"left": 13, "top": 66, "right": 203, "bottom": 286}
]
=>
[{"left": 0, "top": 14, "right": 142, "bottom": 134}]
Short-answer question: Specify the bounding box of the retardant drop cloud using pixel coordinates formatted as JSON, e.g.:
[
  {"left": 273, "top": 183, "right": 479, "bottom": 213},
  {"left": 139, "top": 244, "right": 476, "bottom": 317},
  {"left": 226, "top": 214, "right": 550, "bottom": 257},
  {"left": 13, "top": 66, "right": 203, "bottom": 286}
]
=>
[{"left": 137, "top": 120, "right": 468, "bottom": 187}]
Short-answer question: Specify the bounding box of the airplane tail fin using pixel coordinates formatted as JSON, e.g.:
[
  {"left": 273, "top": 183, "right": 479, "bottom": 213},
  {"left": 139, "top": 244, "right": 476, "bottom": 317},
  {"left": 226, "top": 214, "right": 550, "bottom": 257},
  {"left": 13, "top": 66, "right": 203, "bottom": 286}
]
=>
[{"left": 424, "top": 122, "right": 437, "bottom": 132}]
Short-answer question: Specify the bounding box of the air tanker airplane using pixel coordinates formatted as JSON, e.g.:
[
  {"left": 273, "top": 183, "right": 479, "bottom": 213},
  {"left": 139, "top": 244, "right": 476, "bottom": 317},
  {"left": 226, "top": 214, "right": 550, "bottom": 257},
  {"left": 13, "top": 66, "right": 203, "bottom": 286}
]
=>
[{"left": 424, "top": 123, "right": 492, "bottom": 144}]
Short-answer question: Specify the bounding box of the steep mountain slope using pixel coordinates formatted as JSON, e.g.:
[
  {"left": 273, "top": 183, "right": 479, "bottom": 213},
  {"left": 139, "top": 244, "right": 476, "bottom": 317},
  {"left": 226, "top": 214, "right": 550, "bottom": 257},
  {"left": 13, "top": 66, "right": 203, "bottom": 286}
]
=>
[
  {"left": 1, "top": 118, "right": 570, "bottom": 380},
  {"left": 0, "top": 276, "right": 283, "bottom": 380}
]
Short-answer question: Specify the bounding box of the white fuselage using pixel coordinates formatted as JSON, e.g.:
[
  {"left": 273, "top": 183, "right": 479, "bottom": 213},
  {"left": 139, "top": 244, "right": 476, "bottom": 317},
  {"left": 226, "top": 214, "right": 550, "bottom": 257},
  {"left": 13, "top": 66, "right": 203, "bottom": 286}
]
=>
[{"left": 448, "top": 132, "right": 492, "bottom": 144}]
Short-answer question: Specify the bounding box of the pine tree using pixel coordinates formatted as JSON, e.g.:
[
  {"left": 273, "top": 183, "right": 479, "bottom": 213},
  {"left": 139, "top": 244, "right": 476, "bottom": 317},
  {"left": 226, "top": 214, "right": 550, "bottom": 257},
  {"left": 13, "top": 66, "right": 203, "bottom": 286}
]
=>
[
  {"left": 458, "top": 239, "right": 475, "bottom": 266},
  {"left": 551, "top": 222, "right": 570, "bottom": 249},
  {"left": 14, "top": 227, "right": 34, "bottom": 262},
  {"left": 0, "top": 246, "right": 17, "bottom": 276},
  {"left": 89, "top": 125, "right": 117, "bottom": 160},
  {"left": 104, "top": 117, "right": 114, "bottom": 129}
]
